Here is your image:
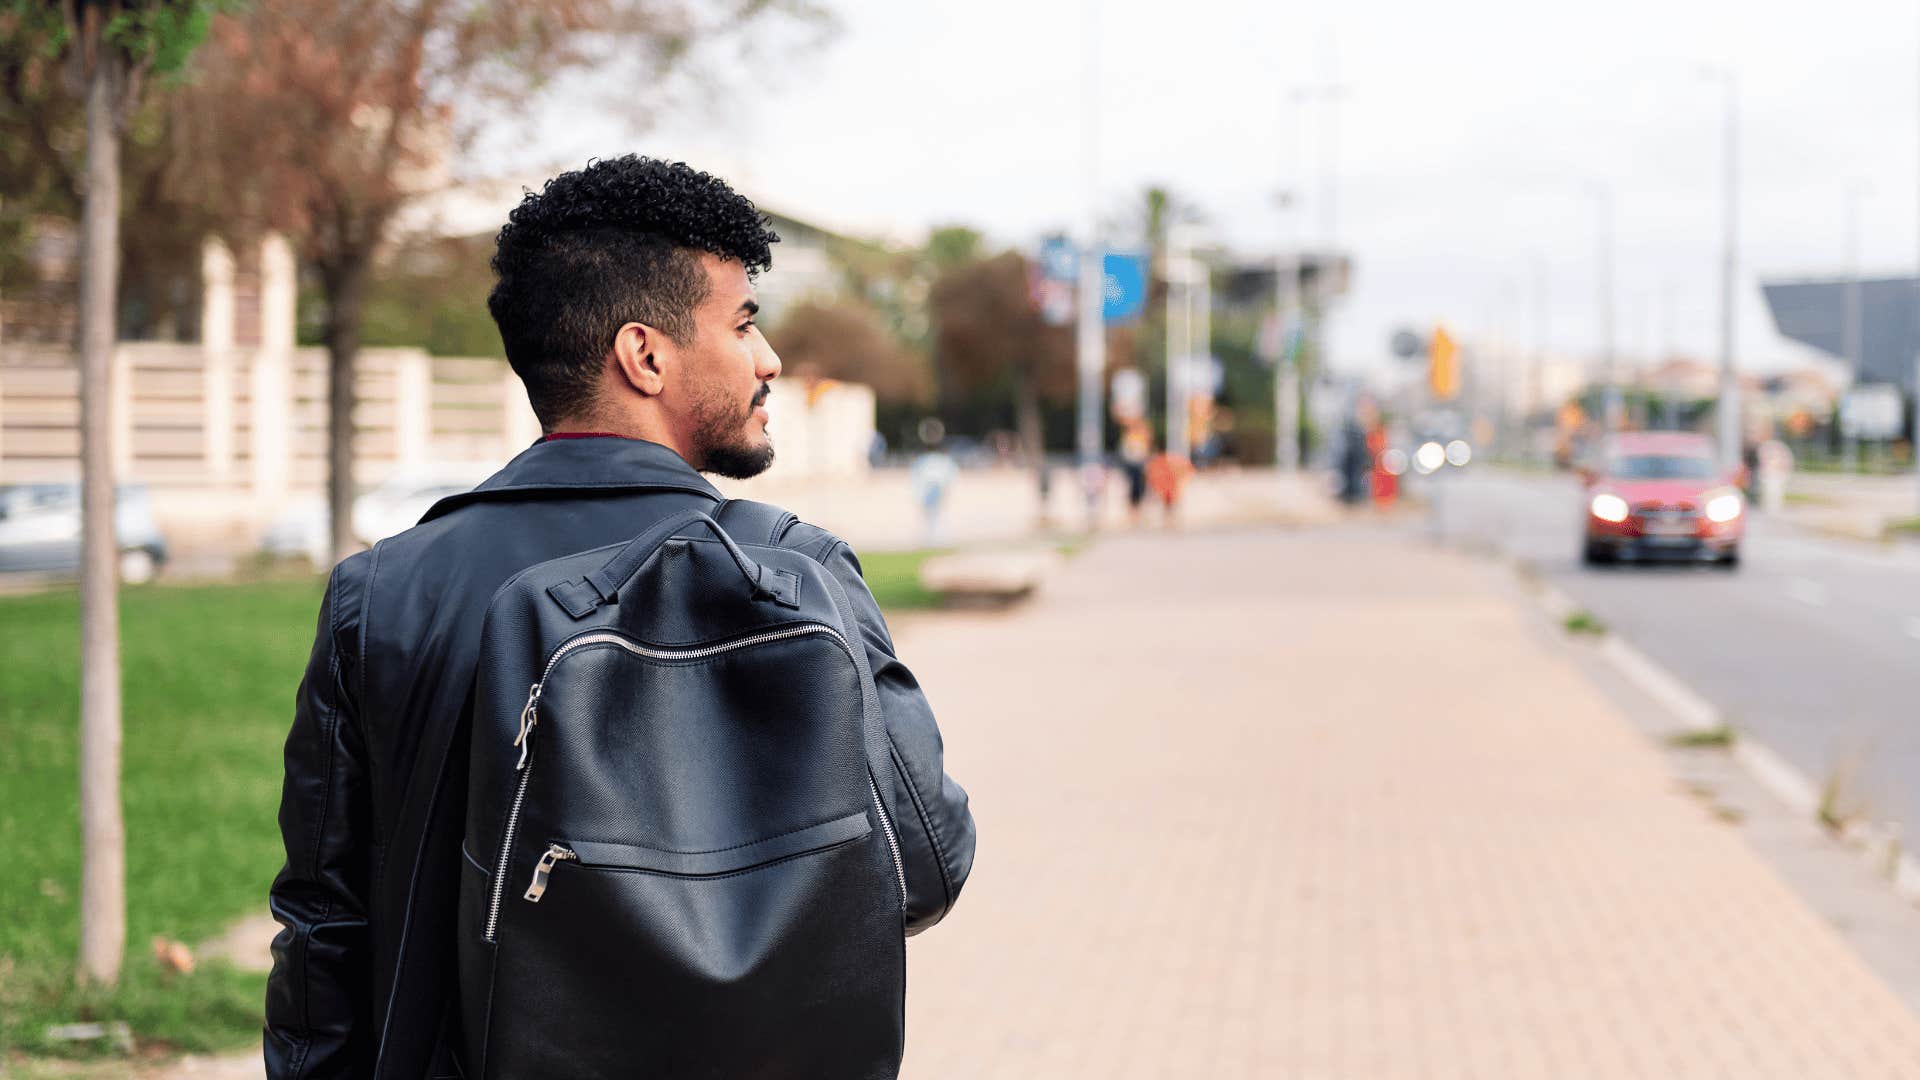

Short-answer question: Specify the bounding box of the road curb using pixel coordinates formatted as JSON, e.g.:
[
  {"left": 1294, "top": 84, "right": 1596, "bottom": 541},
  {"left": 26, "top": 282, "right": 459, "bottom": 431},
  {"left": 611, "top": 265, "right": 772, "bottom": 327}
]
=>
[{"left": 1525, "top": 575, "right": 1920, "bottom": 907}]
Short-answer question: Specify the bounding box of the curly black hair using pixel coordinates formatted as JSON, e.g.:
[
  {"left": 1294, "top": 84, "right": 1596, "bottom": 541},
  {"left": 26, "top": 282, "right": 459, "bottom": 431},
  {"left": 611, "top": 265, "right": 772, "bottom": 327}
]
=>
[{"left": 487, "top": 156, "right": 780, "bottom": 428}]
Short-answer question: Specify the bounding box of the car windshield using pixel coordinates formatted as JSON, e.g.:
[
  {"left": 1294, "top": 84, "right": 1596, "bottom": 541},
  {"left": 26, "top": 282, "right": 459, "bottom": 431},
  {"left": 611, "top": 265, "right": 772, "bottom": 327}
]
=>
[{"left": 1609, "top": 454, "right": 1715, "bottom": 480}]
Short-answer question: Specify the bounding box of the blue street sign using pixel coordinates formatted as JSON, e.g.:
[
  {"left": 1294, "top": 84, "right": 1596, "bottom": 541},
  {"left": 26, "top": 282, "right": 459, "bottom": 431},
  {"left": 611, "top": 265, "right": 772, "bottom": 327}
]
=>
[
  {"left": 1038, "top": 236, "right": 1078, "bottom": 283},
  {"left": 1031, "top": 242, "right": 1149, "bottom": 324},
  {"left": 1102, "top": 252, "right": 1148, "bottom": 324}
]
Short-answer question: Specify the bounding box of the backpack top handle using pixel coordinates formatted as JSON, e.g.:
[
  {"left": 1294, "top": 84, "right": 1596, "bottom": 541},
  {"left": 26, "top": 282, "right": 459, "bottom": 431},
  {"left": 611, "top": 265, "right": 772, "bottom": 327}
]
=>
[{"left": 548, "top": 509, "right": 804, "bottom": 618}]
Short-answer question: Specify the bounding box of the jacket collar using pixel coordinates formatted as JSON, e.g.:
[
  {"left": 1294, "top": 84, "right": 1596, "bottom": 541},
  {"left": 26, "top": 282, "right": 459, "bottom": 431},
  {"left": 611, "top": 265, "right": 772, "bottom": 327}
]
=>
[{"left": 419, "top": 436, "right": 722, "bottom": 523}]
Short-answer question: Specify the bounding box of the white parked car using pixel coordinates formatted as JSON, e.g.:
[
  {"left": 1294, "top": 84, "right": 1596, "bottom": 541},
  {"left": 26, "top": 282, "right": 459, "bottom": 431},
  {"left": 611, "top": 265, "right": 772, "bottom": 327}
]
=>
[
  {"left": 260, "top": 466, "right": 491, "bottom": 567},
  {"left": 0, "top": 482, "right": 170, "bottom": 584}
]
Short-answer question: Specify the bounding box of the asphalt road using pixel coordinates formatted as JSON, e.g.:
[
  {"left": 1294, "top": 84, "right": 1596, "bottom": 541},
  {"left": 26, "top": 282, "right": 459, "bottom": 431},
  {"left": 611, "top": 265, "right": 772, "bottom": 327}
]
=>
[{"left": 1423, "top": 467, "right": 1920, "bottom": 838}]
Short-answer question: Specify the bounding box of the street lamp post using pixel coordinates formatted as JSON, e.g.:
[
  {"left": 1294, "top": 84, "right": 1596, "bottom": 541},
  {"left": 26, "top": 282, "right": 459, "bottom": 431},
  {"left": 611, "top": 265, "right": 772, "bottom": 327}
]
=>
[
  {"left": 1167, "top": 224, "right": 1193, "bottom": 463},
  {"left": 1701, "top": 67, "right": 1741, "bottom": 473},
  {"left": 1843, "top": 180, "right": 1870, "bottom": 474},
  {"left": 1592, "top": 183, "right": 1619, "bottom": 432},
  {"left": 1075, "top": 0, "right": 1105, "bottom": 524},
  {"left": 1532, "top": 254, "right": 1549, "bottom": 462}
]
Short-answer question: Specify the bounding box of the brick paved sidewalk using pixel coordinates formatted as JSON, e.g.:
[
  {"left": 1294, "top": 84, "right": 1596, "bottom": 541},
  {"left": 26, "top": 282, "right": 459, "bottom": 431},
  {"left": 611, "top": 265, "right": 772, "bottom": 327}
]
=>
[{"left": 896, "top": 526, "right": 1920, "bottom": 1078}]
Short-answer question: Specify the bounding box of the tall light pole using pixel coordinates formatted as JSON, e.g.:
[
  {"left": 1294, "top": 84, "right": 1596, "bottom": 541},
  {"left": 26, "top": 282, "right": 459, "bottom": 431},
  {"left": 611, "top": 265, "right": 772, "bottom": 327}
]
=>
[
  {"left": 1167, "top": 223, "right": 1194, "bottom": 462},
  {"left": 1273, "top": 84, "right": 1315, "bottom": 473},
  {"left": 1531, "top": 253, "right": 1549, "bottom": 460},
  {"left": 1843, "top": 179, "right": 1870, "bottom": 473},
  {"left": 1273, "top": 247, "right": 1299, "bottom": 471},
  {"left": 1075, "top": 0, "right": 1105, "bottom": 522},
  {"left": 1701, "top": 67, "right": 1741, "bottom": 471},
  {"left": 1592, "top": 183, "right": 1619, "bottom": 431}
]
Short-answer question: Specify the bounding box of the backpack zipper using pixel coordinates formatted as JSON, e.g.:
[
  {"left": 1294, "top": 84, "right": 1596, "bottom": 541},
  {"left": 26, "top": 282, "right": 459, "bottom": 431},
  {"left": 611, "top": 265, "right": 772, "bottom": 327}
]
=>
[
  {"left": 523, "top": 843, "right": 577, "bottom": 902},
  {"left": 484, "top": 624, "right": 909, "bottom": 941}
]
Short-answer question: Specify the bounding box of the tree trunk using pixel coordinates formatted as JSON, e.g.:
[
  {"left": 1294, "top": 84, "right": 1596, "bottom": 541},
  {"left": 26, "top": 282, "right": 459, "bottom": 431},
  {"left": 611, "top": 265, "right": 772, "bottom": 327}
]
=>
[
  {"left": 322, "top": 253, "right": 371, "bottom": 566},
  {"left": 76, "top": 40, "right": 126, "bottom": 990}
]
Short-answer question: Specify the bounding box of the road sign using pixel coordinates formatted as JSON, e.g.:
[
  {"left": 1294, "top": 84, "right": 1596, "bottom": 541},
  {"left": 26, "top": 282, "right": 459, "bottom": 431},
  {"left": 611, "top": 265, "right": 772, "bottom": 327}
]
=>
[
  {"left": 1390, "top": 327, "right": 1424, "bottom": 360},
  {"left": 1429, "top": 324, "right": 1460, "bottom": 400},
  {"left": 1102, "top": 252, "right": 1149, "bottom": 324},
  {"left": 1032, "top": 243, "right": 1148, "bottom": 325},
  {"left": 1841, "top": 383, "right": 1903, "bottom": 439},
  {"left": 1038, "top": 236, "right": 1078, "bottom": 282}
]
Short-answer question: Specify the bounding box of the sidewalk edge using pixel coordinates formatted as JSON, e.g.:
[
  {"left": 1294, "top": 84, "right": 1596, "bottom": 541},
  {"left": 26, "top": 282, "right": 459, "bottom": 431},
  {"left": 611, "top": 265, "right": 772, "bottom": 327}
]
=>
[{"left": 1528, "top": 576, "right": 1920, "bottom": 908}]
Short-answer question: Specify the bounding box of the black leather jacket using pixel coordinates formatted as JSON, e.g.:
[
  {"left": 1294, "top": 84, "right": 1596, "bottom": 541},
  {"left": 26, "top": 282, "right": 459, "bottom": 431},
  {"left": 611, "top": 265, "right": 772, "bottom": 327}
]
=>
[{"left": 264, "top": 437, "right": 976, "bottom": 1079}]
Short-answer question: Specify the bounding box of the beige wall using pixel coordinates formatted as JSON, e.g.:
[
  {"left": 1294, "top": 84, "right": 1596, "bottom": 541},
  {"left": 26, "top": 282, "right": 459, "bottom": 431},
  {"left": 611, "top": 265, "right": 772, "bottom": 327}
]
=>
[
  {"left": 0, "top": 342, "right": 538, "bottom": 517},
  {"left": 0, "top": 233, "right": 875, "bottom": 555}
]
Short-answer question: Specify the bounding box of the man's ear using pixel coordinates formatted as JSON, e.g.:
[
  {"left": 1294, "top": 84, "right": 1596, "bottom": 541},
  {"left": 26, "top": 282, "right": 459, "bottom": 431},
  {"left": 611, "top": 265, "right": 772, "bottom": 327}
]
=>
[{"left": 611, "top": 321, "right": 666, "bottom": 399}]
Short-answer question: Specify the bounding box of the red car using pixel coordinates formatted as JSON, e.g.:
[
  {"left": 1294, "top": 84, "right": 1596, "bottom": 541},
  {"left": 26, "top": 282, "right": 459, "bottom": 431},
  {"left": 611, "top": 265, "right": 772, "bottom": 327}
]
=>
[{"left": 1579, "top": 433, "right": 1744, "bottom": 568}]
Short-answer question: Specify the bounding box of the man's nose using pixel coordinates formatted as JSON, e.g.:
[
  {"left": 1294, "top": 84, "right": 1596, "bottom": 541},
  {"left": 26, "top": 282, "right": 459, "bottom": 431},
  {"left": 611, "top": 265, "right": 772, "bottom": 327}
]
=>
[{"left": 755, "top": 337, "right": 782, "bottom": 382}]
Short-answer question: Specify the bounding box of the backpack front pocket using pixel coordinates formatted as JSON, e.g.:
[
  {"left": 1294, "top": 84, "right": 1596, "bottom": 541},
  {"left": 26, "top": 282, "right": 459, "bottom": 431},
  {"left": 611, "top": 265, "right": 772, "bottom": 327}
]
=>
[
  {"left": 523, "top": 809, "right": 873, "bottom": 902},
  {"left": 486, "top": 809, "right": 902, "bottom": 1079}
]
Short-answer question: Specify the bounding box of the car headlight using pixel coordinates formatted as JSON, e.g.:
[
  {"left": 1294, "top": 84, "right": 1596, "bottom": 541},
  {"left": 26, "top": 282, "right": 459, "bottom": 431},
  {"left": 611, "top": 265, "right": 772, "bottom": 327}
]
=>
[
  {"left": 1590, "top": 493, "right": 1629, "bottom": 523},
  {"left": 1704, "top": 489, "right": 1742, "bottom": 523}
]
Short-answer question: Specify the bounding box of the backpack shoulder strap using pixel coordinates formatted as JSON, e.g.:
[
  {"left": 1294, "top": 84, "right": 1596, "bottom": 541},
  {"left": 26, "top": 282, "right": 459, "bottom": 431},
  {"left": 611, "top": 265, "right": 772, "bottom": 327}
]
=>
[{"left": 715, "top": 498, "right": 797, "bottom": 547}]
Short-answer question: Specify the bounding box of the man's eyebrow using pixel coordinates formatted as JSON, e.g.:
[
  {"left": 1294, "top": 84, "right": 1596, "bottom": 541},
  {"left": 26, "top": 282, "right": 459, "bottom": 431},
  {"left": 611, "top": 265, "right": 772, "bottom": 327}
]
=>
[{"left": 736, "top": 299, "right": 760, "bottom": 317}]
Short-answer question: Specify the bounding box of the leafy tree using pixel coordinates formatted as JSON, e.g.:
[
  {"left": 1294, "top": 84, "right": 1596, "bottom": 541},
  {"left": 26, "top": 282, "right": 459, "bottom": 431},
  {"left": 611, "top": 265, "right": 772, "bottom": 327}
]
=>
[
  {"left": 928, "top": 250, "right": 1072, "bottom": 470},
  {"left": 1, "top": 2, "right": 221, "bottom": 338},
  {"left": 332, "top": 233, "right": 505, "bottom": 358},
  {"left": 772, "top": 297, "right": 927, "bottom": 406},
  {"left": 923, "top": 224, "right": 982, "bottom": 271},
  {"left": 11, "top": 0, "right": 223, "bottom": 990},
  {"left": 169, "top": 0, "right": 823, "bottom": 564}
]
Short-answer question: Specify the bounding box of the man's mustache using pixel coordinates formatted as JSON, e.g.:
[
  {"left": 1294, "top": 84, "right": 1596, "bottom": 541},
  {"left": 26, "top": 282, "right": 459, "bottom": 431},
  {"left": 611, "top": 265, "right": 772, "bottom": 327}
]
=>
[{"left": 751, "top": 384, "right": 771, "bottom": 408}]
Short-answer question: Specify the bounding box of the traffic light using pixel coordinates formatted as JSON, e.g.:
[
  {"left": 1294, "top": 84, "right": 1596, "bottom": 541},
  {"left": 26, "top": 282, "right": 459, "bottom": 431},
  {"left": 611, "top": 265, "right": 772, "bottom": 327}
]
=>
[{"left": 1429, "top": 324, "right": 1459, "bottom": 400}]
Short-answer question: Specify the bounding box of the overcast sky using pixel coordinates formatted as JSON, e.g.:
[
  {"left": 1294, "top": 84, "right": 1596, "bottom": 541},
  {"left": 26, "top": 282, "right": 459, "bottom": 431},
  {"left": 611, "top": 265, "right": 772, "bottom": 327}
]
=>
[{"left": 525, "top": 0, "right": 1920, "bottom": 381}]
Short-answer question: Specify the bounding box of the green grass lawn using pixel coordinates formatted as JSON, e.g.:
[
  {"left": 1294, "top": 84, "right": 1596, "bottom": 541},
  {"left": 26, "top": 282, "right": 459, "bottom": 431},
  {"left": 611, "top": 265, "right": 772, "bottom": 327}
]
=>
[
  {"left": 0, "top": 551, "right": 940, "bottom": 1061},
  {"left": 853, "top": 549, "right": 941, "bottom": 611},
  {"left": 0, "top": 579, "right": 324, "bottom": 1059}
]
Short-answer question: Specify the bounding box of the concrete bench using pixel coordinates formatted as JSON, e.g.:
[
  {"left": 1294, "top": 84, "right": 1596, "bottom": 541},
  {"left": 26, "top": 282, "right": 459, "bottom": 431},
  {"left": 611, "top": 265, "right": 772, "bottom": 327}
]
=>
[{"left": 917, "top": 550, "right": 1060, "bottom": 607}]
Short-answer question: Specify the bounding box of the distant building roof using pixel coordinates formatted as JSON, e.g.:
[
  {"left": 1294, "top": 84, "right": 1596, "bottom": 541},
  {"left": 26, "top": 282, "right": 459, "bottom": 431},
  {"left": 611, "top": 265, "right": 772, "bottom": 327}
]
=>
[{"left": 1760, "top": 276, "right": 1920, "bottom": 389}]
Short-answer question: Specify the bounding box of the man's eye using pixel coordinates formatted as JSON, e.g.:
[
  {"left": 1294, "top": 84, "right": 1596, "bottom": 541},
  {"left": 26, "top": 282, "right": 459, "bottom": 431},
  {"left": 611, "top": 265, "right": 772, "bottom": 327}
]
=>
[{"left": 738, "top": 320, "right": 756, "bottom": 334}]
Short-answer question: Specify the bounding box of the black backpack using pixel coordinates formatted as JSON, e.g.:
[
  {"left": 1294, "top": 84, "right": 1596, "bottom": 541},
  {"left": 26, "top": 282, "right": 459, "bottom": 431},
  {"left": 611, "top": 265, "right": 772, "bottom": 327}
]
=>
[{"left": 457, "top": 502, "right": 908, "bottom": 1078}]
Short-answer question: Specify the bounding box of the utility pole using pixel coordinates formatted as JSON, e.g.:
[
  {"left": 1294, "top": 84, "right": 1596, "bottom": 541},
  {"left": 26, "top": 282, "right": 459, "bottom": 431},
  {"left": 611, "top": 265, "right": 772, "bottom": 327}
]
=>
[
  {"left": 1273, "top": 45, "right": 1349, "bottom": 475},
  {"left": 1274, "top": 253, "right": 1299, "bottom": 471},
  {"left": 1844, "top": 180, "right": 1869, "bottom": 473},
  {"left": 1075, "top": 0, "right": 1105, "bottom": 524},
  {"left": 1167, "top": 224, "right": 1191, "bottom": 462},
  {"left": 1273, "top": 81, "right": 1315, "bottom": 473},
  {"left": 1593, "top": 184, "right": 1620, "bottom": 432},
  {"left": 1193, "top": 256, "right": 1211, "bottom": 461},
  {"left": 1532, "top": 254, "right": 1549, "bottom": 462},
  {"left": 1702, "top": 67, "right": 1741, "bottom": 471},
  {"left": 1165, "top": 235, "right": 1212, "bottom": 464}
]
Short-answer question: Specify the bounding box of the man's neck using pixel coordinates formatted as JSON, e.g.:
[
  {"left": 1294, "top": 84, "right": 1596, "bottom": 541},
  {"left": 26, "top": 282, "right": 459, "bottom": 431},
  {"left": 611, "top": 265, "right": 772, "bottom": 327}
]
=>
[{"left": 544, "top": 416, "right": 697, "bottom": 467}]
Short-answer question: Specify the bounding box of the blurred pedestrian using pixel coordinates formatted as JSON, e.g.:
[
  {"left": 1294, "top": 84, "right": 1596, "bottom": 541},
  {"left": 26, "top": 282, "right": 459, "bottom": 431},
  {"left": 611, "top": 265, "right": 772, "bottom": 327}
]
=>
[
  {"left": 1757, "top": 437, "right": 1794, "bottom": 514},
  {"left": 1336, "top": 419, "right": 1369, "bottom": 504},
  {"left": 1368, "top": 425, "right": 1399, "bottom": 508},
  {"left": 1118, "top": 418, "right": 1152, "bottom": 525},
  {"left": 911, "top": 418, "right": 958, "bottom": 546},
  {"left": 1145, "top": 449, "right": 1194, "bottom": 525}
]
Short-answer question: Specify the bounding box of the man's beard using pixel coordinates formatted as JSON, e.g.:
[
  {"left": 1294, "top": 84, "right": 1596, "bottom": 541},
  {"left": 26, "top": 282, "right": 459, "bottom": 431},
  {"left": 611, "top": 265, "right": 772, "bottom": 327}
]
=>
[{"left": 695, "top": 384, "right": 775, "bottom": 480}]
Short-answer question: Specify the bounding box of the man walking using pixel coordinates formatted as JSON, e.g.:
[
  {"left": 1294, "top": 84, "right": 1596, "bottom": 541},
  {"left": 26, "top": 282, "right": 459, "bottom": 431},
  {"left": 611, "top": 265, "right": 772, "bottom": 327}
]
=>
[{"left": 264, "top": 156, "right": 975, "bottom": 1078}]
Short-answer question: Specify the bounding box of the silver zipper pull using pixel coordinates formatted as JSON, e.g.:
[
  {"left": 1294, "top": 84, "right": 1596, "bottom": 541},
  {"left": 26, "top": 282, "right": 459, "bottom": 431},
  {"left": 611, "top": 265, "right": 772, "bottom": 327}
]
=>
[
  {"left": 524, "top": 844, "right": 576, "bottom": 903},
  {"left": 513, "top": 683, "right": 541, "bottom": 771}
]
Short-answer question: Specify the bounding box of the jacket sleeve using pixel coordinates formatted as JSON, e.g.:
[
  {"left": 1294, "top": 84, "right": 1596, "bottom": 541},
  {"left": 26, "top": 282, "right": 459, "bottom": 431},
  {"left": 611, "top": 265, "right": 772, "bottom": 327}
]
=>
[
  {"left": 265, "top": 553, "right": 377, "bottom": 1077},
  {"left": 812, "top": 536, "right": 976, "bottom": 933}
]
